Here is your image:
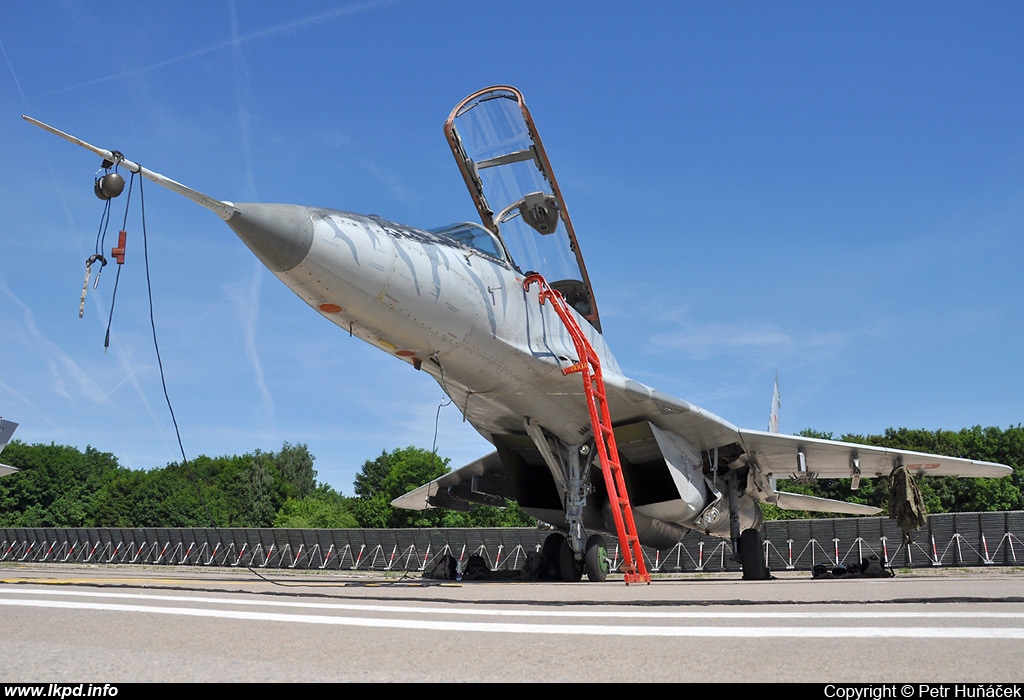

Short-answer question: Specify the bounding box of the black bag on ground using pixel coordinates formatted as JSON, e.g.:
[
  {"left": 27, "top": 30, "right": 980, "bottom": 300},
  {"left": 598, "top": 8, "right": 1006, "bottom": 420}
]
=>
[{"left": 423, "top": 554, "right": 458, "bottom": 580}]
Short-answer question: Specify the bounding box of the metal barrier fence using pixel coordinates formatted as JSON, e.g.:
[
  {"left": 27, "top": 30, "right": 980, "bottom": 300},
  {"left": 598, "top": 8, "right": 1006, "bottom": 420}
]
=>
[{"left": 1, "top": 511, "right": 1021, "bottom": 574}]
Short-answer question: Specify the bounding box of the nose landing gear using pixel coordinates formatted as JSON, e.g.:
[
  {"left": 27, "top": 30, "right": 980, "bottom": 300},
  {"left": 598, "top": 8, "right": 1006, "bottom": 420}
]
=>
[{"left": 542, "top": 532, "right": 611, "bottom": 582}]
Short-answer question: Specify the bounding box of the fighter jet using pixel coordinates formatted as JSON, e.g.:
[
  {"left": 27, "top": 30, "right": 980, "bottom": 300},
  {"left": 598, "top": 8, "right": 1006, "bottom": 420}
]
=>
[{"left": 25, "top": 86, "right": 1011, "bottom": 582}]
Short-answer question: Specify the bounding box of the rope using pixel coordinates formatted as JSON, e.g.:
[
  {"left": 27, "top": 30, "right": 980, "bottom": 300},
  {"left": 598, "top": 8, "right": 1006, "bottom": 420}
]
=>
[
  {"left": 136, "top": 171, "right": 217, "bottom": 526},
  {"left": 431, "top": 357, "right": 453, "bottom": 455},
  {"left": 79, "top": 194, "right": 112, "bottom": 317},
  {"left": 102, "top": 172, "right": 135, "bottom": 350}
]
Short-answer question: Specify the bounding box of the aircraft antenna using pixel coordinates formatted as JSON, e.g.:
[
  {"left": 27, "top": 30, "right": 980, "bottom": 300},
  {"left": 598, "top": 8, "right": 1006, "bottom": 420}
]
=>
[
  {"left": 22, "top": 116, "right": 238, "bottom": 221},
  {"left": 524, "top": 274, "right": 651, "bottom": 584}
]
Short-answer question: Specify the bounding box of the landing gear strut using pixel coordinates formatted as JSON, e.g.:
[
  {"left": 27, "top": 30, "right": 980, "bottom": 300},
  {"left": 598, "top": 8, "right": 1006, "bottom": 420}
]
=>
[{"left": 724, "top": 467, "right": 770, "bottom": 580}]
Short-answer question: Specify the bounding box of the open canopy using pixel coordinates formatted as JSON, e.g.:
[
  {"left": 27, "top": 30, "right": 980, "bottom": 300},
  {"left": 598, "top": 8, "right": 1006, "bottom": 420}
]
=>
[{"left": 445, "top": 86, "right": 602, "bottom": 331}]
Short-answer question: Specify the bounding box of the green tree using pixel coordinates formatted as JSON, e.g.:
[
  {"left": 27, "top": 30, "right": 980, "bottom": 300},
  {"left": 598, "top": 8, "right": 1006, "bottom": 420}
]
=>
[
  {"left": 0, "top": 442, "right": 123, "bottom": 527},
  {"left": 353, "top": 449, "right": 393, "bottom": 498},
  {"left": 351, "top": 446, "right": 450, "bottom": 527},
  {"left": 1, "top": 440, "right": 326, "bottom": 528},
  {"left": 240, "top": 458, "right": 277, "bottom": 527},
  {"left": 351, "top": 446, "right": 537, "bottom": 528},
  {"left": 441, "top": 500, "right": 536, "bottom": 527},
  {"left": 274, "top": 442, "right": 317, "bottom": 499},
  {"left": 350, "top": 493, "right": 392, "bottom": 528},
  {"left": 273, "top": 485, "right": 358, "bottom": 528}
]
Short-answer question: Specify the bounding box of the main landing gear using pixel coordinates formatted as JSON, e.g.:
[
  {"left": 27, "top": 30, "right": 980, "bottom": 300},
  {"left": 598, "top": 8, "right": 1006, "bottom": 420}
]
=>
[
  {"left": 542, "top": 530, "right": 768, "bottom": 581},
  {"left": 739, "top": 528, "right": 770, "bottom": 581},
  {"left": 542, "top": 533, "right": 610, "bottom": 582}
]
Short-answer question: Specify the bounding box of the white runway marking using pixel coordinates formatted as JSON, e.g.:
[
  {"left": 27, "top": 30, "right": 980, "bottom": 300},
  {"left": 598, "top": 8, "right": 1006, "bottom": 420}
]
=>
[
  {"left": 3, "top": 586, "right": 1024, "bottom": 620},
  {"left": 2, "top": 588, "right": 1022, "bottom": 638}
]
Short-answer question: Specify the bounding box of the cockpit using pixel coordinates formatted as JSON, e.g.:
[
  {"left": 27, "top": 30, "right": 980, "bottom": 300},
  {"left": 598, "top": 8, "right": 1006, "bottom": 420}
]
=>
[
  {"left": 430, "top": 221, "right": 508, "bottom": 263},
  {"left": 443, "top": 86, "right": 603, "bottom": 332}
]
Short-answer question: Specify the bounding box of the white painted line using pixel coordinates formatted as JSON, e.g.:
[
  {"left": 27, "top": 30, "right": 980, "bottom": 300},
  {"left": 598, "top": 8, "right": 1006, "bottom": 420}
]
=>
[
  {"left": 2, "top": 586, "right": 1023, "bottom": 620},
  {"left": 1, "top": 597, "right": 1022, "bottom": 638}
]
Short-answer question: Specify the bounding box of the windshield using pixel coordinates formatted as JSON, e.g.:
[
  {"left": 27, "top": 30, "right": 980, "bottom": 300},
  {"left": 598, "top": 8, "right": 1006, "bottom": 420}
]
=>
[{"left": 430, "top": 221, "right": 507, "bottom": 262}]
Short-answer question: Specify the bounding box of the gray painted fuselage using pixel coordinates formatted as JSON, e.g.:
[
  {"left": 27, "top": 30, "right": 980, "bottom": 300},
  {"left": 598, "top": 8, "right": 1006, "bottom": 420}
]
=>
[{"left": 226, "top": 202, "right": 635, "bottom": 444}]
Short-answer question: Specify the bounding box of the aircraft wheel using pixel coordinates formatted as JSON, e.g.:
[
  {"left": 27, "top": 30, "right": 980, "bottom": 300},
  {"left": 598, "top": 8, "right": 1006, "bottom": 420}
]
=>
[
  {"left": 542, "top": 533, "right": 566, "bottom": 580},
  {"left": 584, "top": 535, "right": 609, "bottom": 582},
  {"left": 739, "top": 528, "right": 770, "bottom": 580},
  {"left": 559, "top": 537, "right": 583, "bottom": 582}
]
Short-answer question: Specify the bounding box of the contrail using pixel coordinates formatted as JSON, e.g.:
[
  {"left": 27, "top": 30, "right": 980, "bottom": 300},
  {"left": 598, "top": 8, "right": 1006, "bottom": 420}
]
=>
[{"left": 39, "top": 0, "right": 402, "bottom": 97}]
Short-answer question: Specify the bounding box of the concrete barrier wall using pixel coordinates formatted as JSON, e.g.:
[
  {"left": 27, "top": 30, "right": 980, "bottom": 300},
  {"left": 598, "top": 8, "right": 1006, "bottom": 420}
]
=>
[{"left": 2, "top": 511, "right": 1021, "bottom": 573}]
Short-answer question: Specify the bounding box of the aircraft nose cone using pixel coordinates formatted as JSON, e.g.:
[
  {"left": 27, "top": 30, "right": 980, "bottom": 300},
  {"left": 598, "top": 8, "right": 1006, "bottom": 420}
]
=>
[{"left": 224, "top": 203, "right": 314, "bottom": 272}]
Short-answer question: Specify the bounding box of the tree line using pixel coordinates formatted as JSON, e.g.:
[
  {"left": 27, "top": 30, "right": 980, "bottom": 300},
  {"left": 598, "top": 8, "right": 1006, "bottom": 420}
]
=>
[
  {"left": 0, "top": 442, "right": 533, "bottom": 529},
  {"left": 0, "top": 425, "right": 1020, "bottom": 529}
]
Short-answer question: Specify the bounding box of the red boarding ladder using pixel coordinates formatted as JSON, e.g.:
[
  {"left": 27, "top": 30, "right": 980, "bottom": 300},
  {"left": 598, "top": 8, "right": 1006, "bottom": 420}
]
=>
[{"left": 524, "top": 274, "right": 651, "bottom": 584}]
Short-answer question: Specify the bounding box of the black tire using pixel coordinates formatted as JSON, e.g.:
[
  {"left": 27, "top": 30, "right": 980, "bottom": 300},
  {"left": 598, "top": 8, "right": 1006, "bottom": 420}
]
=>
[
  {"left": 542, "top": 533, "right": 566, "bottom": 580},
  {"left": 584, "top": 535, "right": 609, "bottom": 582},
  {"left": 739, "top": 528, "right": 770, "bottom": 580},
  {"left": 559, "top": 536, "right": 583, "bottom": 582}
]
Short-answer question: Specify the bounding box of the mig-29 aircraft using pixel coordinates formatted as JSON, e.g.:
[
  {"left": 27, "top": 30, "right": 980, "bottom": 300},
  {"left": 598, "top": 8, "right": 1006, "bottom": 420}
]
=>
[{"left": 25, "top": 86, "right": 1011, "bottom": 583}]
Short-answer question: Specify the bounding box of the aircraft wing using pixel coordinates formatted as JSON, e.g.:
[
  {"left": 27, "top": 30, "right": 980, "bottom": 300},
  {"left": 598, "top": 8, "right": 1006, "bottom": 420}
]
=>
[
  {"left": 392, "top": 417, "right": 1011, "bottom": 517},
  {"left": 738, "top": 428, "right": 1012, "bottom": 480},
  {"left": 769, "top": 491, "right": 881, "bottom": 515},
  {"left": 390, "top": 451, "right": 513, "bottom": 512},
  {"left": 0, "top": 419, "right": 19, "bottom": 477}
]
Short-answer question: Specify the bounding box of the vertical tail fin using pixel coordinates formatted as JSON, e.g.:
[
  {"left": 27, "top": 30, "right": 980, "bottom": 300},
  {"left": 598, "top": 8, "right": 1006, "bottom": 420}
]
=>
[
  {"left": 768, "top": 373, "right": 781, "bottom": 433},
  {"left": 766, "top": 375, "right": 781, "bottom": 494}
]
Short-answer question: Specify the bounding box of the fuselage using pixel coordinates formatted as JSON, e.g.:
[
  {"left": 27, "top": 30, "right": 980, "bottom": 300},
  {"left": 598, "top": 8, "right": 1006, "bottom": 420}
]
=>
[{"left": 224, "top": 202, "right": 626, "bottom": 447}]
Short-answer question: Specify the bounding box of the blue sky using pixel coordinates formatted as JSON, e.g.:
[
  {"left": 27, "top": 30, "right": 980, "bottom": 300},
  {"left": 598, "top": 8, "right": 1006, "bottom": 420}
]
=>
[{"left": 1, "top": 1, "right": 1021, "bottom": 494}]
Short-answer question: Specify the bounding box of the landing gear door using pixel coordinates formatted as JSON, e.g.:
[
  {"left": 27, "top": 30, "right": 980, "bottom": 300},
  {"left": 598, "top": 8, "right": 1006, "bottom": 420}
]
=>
[{"left": 445, "top": 86, "right": 602, "bottom": 332}]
